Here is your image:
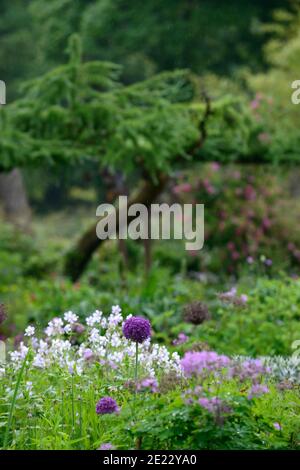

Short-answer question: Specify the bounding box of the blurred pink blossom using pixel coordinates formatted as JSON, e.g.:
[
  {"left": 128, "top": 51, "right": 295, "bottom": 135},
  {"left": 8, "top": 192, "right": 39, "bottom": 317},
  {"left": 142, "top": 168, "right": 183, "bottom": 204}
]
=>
[{"left": 172, "top": 183, "right": 192, "bottom": 194}]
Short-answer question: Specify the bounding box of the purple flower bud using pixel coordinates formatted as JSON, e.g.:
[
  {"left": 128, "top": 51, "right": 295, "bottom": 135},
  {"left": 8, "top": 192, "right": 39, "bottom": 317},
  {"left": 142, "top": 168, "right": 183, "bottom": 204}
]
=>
[{"left": 72, "top": 323, "right": 85, "bottom": 334}]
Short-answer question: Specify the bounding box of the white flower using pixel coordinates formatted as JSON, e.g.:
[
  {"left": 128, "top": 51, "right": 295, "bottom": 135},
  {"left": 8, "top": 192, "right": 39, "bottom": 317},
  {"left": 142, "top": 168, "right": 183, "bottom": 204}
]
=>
[
  {"left": 33, "top": 354, "right": 46, "bottom": 368},
  {"left": 6, "top": 305, "right": 182, "bottom": 379},
  {"left": 25, "top": 381, "right": 33, "bottom": 395},
  {"left": 24, "top": 326, "right": 35, "bottom": 337},
  {"left": 110, "top": 332, "right": 122, "bottom": 347},
  {"left": 107, "top": 312, "right": 122, "bottom": 327},
  {"left": 64, "top": 311, "right": 78, "bottom": 324},
  {"left": 64, "top": 324, "right": 72, "bottom": 334},
  {"left": 86, "top": 310, "right": 103, "bottom": 327},
  {"left": 45, "top": 318, "right": 64, "bottom": 337},
  {"left": 112, "top": 305, "right": 122, "bottom": 315},
  {"left": 89, "top": 328, "right": 100, "bottom": 344}
]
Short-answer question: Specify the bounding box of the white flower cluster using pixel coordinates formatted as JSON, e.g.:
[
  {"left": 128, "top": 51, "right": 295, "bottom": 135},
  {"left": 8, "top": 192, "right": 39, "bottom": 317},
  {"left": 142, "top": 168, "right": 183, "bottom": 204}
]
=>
[{"left": 8, "top": 306, "right": 182, "bottom": 378}]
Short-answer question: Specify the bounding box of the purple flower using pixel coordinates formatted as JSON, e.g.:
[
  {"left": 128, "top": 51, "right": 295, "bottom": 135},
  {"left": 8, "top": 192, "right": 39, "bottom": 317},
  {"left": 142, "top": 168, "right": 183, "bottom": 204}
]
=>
[
  {"left": 122, "top": 316, "right": 151, "bottom": 343},
  {"left": 98, "top": 443, "right": 115, "bottom": 450},
  {"left": 229, "top": 359, "right": 269, "bottom": 384},
  {"left": 83, "top": 349, "right": 94, "bottom": 361},
  {"left": 198, "top": 397, "right": 221, "bottom": 412},
  {"left": 138, "top": 378, "right": 159, "bottom": 393},
  {"left": 181, "top": 351, "right": 231, "bottom": 378},
  {"left": 173, "top": 333, "right": 188, "bottom": 346},
  {"left": 250, "top": 99, "right": 260, "bottom": 110},
  {"left": 240, "top": 294, "right": 248, "bottom": 304},
  {"left": 197, "top": 396, "right": 232, "bottom": 424},
  {"left": 247, "top": 384, "right": 269, "bottom": 400},
  {"left": 273, "top": 422, "right": 282, "bottom": 431},
  {"left": 218, "top": 288, "right": 248, "bottom": 307},
  {"left": 72, "top": 323, "right": 85, "bottom": 334},
  {"left": 96, "top": 397, "right": 119, "bottom": 415}
]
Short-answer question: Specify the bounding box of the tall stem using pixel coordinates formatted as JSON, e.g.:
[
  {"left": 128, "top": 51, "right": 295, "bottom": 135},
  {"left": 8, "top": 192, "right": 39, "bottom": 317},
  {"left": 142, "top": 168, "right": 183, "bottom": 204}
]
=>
[{"left": 135, "top": 342, "right": 139, "bottom": 389}]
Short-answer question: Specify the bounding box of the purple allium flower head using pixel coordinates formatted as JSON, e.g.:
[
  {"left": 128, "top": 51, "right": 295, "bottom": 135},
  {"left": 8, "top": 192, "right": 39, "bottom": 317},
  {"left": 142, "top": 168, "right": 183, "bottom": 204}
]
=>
[
  {"left": 122, "top": 316, "right": 151, "bottom": 343},
  {"left": 98, "top": 443, "right": 115, "bottom": 450},
  {"left": 183, "top": 301, "right": 211, "bottom": 325},
  {"left": 96, "top": 397, "right": 119, "bottom": 415}
]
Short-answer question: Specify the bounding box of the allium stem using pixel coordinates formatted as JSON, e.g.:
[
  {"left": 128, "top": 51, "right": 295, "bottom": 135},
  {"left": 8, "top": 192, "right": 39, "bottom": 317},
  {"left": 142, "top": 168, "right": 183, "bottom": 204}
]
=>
[
  {"left": 71, "top": 374, "right": 75, "bottom": 429},
  {"left": 135, "top": 342, "right": 139, "bottom": 389}
]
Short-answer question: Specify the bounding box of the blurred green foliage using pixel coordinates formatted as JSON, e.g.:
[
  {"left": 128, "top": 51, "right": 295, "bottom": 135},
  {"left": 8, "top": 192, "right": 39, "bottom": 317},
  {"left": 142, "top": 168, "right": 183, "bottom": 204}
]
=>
[{"left": 0, "top": 0, "right": 286, "bottom": 97}]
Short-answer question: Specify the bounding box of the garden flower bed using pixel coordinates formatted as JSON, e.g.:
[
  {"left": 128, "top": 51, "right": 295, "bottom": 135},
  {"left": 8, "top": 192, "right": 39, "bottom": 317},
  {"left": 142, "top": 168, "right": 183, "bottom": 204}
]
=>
[{"left": 0, "top": 306, "right": 299, "bottom": 450}]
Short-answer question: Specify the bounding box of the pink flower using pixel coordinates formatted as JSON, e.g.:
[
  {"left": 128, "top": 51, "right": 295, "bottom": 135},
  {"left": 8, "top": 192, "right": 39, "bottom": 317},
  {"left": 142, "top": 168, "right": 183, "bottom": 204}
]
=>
[
  {"left": 255, "top": 93, "right": 264, "bottom": 101},
  {"left": 250, "top": 99, "right": 260, "bottom": 110},
  {"left": 231, "top": 251, "right": 240, "bottom": 260},
  {"left": 244, "top": 185, "right": 256, "bottom": 201},
  {"left": 258, "top": 132, "right": 271, "bottom": 144},
  {"left": 262, "top": 217, "right": 271, "bottom": 229},
  {"left": 203, "top": 179, "right": 216, "bottom": 195},
  {"left": 210, "top": 162, "right": 220, "bottom": 172},
  {"left": 172, "top": 183, "right": 192, "bottom": 194}
]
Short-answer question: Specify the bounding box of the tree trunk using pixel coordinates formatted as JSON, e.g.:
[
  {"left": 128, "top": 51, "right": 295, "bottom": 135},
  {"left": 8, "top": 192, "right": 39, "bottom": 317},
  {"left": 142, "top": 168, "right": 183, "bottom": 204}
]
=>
[
  {"left": 64, "top": 174, "right": 168, "bottom": 281},
  {"left": 0, "top": 169, "right": 31, "bottom": 230},
  {"left": 64, "top": 92, "right": 212, "bottom": 281}
]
